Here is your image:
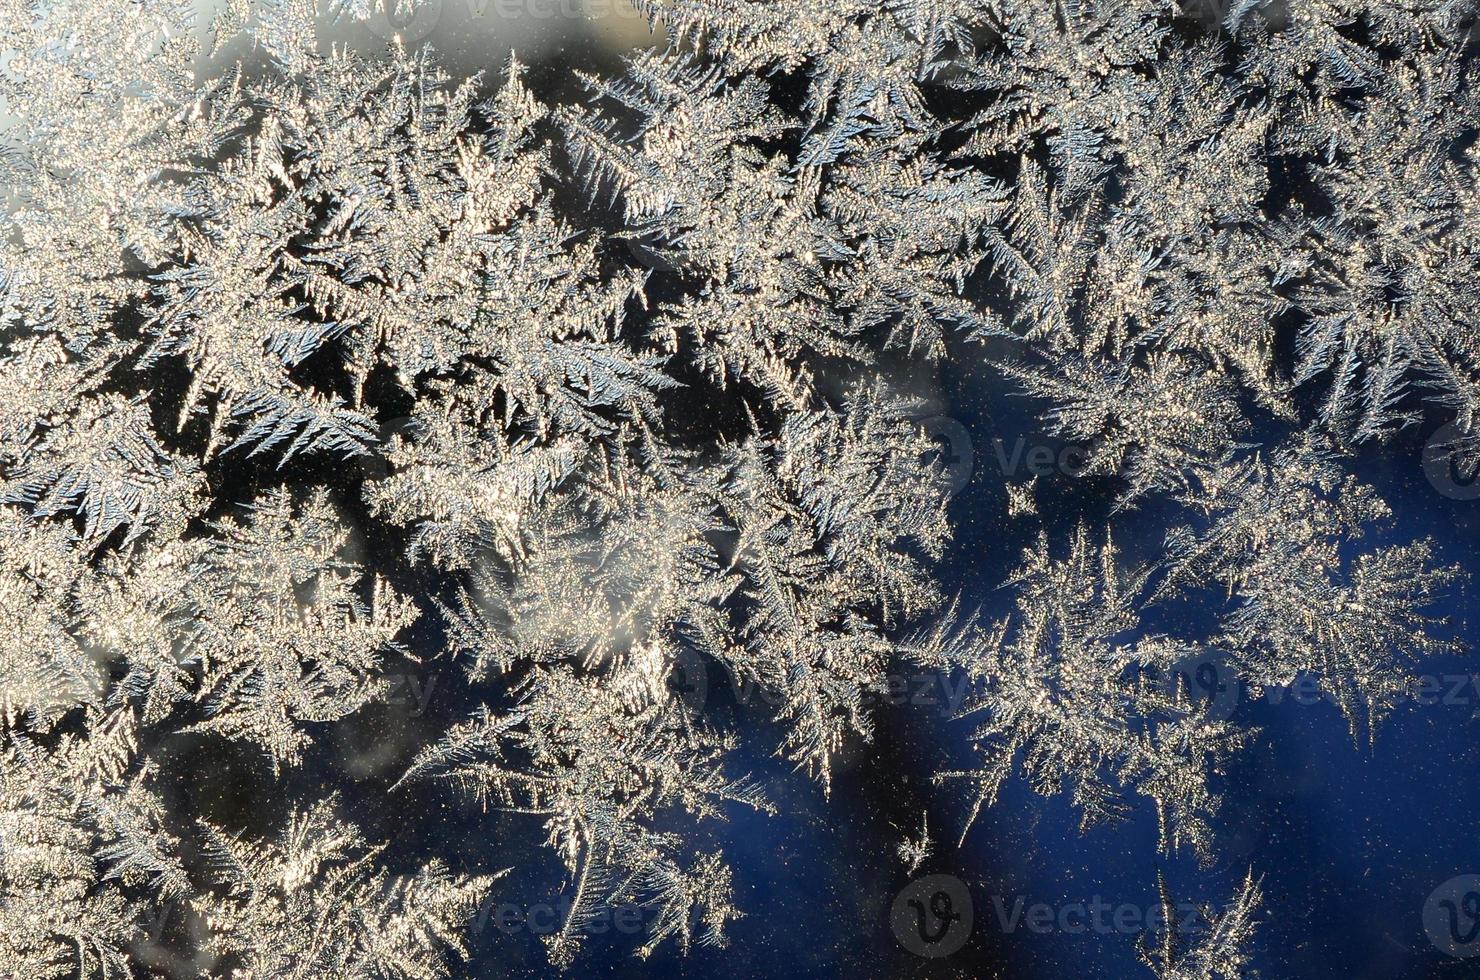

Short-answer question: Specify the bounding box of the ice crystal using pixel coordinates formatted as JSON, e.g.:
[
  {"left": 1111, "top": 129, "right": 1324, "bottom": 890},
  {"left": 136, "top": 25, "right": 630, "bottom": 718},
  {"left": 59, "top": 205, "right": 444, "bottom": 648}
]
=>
[
  {"left": 935, "top": 527, "right": 1245, "bottom": 860},
  {"left": 1139, "top": 872, "right": 1263, "bottom": 980},
  {"left": 397, "top": 669, "right": 769, "bottom": 965},
  {"left": 1159, "top": 440, "right": 1462, "bottom": 738},
  {"left": 194, "top": 797, "right": 496, "bottom": 979}
]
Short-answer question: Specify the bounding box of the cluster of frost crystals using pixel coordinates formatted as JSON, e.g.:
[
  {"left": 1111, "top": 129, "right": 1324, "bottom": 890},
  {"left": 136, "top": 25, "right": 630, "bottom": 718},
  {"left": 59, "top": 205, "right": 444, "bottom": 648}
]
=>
[
  {"left": 1139, "top": 872, "right": 1264, "bottom": 980},
  {"left": 0, "top": 0, "right": 1475, "bottom": 975},
  {"left": 930, "top": 526, "right": 1248, "bottom": 861}
]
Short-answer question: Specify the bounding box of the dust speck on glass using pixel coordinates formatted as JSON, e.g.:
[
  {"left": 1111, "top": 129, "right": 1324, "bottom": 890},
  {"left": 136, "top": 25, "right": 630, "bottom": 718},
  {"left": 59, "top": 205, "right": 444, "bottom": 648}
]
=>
[{"left": 2, "top": 1, "right": 1480, "bottom": 978}]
